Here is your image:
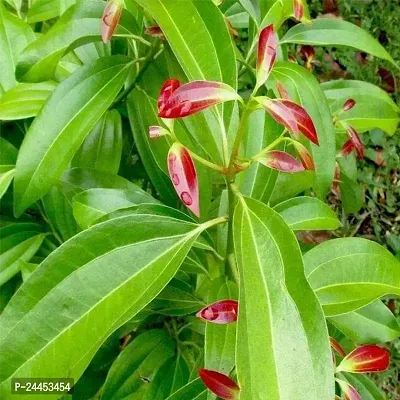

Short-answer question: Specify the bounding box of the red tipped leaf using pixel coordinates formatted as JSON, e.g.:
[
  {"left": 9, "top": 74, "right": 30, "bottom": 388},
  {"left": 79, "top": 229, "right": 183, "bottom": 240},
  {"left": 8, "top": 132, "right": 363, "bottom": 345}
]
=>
[
  {"left": 196, "top": 300, "right": 238, "bottom": 324},
  {"left": 101, "top": 0, "right": 123, "bottom": 43},
  {"left": 347, "top": 126, "right": 364, "bottom": 160},
  {"left": 337, "top": 345, "right": 390, "bottom": 373},
  {"left": 167, "top": 143, "right": 199, "bottom": 217},
  {"left": 341, "top": 139, "right": 354, "bottom": 157},
  {"left": 276, "top": 82, "right": 291, "bottom": 100},
  {"left": 198, "top": 369, "right": 239, "bottom": 400},
  {"left": 293, "top": 141, "right": 315, "bottom": 170},
  {"left": 256, "top": 150, "right": 305, "bottom": 172},
  {"left": 158, "top": 80, "right": 240, "bottom": 119},
  {"left": 256, "top": 25, "right": 278, "bottom": 89}
]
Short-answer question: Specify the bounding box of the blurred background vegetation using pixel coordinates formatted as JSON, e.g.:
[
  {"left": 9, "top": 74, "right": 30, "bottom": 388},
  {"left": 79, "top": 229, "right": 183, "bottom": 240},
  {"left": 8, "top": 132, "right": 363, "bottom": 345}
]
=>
[{"left": 305, "top": 0, "right": 399, "bottom": 397}]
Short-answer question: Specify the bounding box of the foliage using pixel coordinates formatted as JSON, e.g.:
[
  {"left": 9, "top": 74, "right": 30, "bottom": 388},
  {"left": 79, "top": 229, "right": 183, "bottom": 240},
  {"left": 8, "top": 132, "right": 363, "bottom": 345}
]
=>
[{"left": 0, "top": 0, "right": 399, "bottom": 399}]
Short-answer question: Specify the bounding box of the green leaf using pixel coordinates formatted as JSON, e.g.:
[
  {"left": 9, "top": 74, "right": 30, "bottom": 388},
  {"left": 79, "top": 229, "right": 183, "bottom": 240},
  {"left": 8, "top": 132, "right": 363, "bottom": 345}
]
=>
[
  {"left": 72, "top": 187, "right": 157, "bottom": 229},
  {"left": 16, "top": 0, "right": 139, "bottom": 82},
  {"left": 0, "top": 214, "right": 217, "bottom": 395},
  {"left": 281, "top": 19, "right": 397, "bottom": 67},
  {"left": 339, "top": 172, "right": 364, "bottom": 214},
  {"left": 304, "top": 238, "right": 400, "bottom": 316},
  {"left": 102, "top": 329, "right": 175, "bottom": 400},
  {"left": 270, "top": 62, "right": 336, "bottom": 197},
  {"left": 329, "top": 300, "right": 400, "bottom": 344},
  {"left": 273, "top": 196, "right": 341, "bottom": 231},
  {"left": 341, "top": 373, "right": 385, "bottom": 400},
  {"left": 237, "top": 110, "right": 283, "bottom": 202},
  {"left": 269, "top": 170, "right": 314, "bottom": 206},
  {"left": 204, "top": 279, "right": 237, "bottom": 400},
  {"left": 0, "top": 166, "right": 15, "bottom": 199},
  {"left": 72, "top": 110, "right": 123, "bottom": 174},
  {"left": 233, "top": 196, "right": 334, "bottom": 400},
  {"left": 0, "top": 138, "right": 18, "bottom": 165},
  {"left": 0, "top": 82, "right": 57, "bottom": 120},
  {"left": 13, "top": 56, "right": 133, "bottom": 216},
  {"left": 0, "top": 4, "right": 35, "bottom": 91},
  {"left": 166, "top": 378, "right": 207, "bottom": 400},
  {"left": 27, "top": 0, "right": 77, "bottom": 23},
  {"left": 322, "top": 80, "right": 399, "bottom": 136},
  {"left": 127, "top": 88, "right": 176, "bottom": 206},
  {"left": 0, "top": 233, "right": 46, "bottom": 286}
]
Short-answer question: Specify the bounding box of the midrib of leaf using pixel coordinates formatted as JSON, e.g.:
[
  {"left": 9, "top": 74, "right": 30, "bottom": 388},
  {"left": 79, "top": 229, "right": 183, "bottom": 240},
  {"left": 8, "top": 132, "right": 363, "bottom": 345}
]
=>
[
  {"left": 314, "top": 282, "right": 400, "bottom": 293},
  {"left": 0, "top": 230, "right": 198, "bottom": 384},
  {"left": 306, "top": 252, "right": 396, "bottom": 280},
  {"left": 19, "top": 61, "right": 131, "bottom": 208},
  {"left": 238, "top": 201, "right": 280, "bottom": 398}
]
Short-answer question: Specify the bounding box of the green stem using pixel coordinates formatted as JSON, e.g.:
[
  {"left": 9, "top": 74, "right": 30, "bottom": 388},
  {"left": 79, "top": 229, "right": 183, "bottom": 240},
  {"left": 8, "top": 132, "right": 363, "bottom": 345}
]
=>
[
  {"left": 111, "top": 40, "right": 160, "bottom": 107},
  {"left": 251, "top": 132, "right": 291, "bottom": 160},
  {"left": 188, "top": 149, "right": 227, "bottom": 174}
]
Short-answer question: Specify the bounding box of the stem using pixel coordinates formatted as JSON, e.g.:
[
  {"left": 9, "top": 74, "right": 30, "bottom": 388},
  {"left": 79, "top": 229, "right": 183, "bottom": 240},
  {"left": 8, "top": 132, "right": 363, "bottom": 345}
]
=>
[
  {"left": 111, "top": 40, "right": 160, "bottom": 107},
  {"left": 199, "top": 216, "right": 228, "bottom": 231},
  {"left": 188, "top": 149, "right": 227, "bottom": 174},
  {"left": 251, "top": 133, "right": 291, "bottom": 160}
]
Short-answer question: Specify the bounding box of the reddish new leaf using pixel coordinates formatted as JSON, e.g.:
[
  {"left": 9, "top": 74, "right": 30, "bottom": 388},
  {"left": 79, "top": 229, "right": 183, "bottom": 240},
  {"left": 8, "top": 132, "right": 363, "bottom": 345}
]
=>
[
  {"left": 256, "top": 25, "right": 278, "bottom": 89},
  {"left": 158, "top": 80, "right": 240, "bottom": 119},
  {"left": 167, "top": 143, "right": 199, "bottom": 217},
  {"left": 256, "top": 98, "right": 298, "bottom": 133},
  {"left": 158, "top": 79, "right": 180, "bottom": 113},
  {"left": 196, "top": 300, "right": 238, "bottom": 324},
  {"left": 144, "top": 25, "right": 166, "bottom": 39},
  {"left": 337, "top": 345, "right": 390, "bottom": 373},
  {"left": 347, "top": 126, "right": 364, "bottom": 160},
  {"left": 293, "top": 0, "right": 304, "bottom": 21},
  {"left": 198, "top": 369, "right": 239, "bottom": 400},
  {"left": 256, "top": 150, "right": 305, "bottom": 172},
  {"left": 279, "top": 100, "right": 319, "bottom": 145},
  {"left": 276, "top": 82, "right": 291, "bottom": 100},
  {"left": 343, "top": 99, "right": 356, "bottom": 112},
  {"left": 293, "top": 141, "right": 315, "bottom": 170},
  {"left": 341, "top": 139, "right": 354, "bottom": 157},
  {"left": 330, "top": 337, "right": 346, "bottom": 357},
  {"left": 336, "top": 379, "right": 362, "bottom": 400},
  {"left": 101, "top": 0, "right": 123, "bottom": 43}
]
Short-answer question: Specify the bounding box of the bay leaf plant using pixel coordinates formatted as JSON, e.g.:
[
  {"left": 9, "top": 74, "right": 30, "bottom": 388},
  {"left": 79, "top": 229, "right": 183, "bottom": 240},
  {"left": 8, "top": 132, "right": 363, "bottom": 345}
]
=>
[{"left": 0, "top": 0, "right": 399, "bottom": 399}]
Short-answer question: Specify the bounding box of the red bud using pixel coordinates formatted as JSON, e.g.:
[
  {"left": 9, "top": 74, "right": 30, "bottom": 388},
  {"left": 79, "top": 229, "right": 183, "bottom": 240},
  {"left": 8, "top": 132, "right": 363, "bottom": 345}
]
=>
[
  {"left": 337, "top": 345, "right": 390, "bottom": 374},
  {"left": 158, "top": 80, "right": 240, "bottom": 119},
  {"left": 293, "top": 141, "right": 315, "bottom": 170},
  {"left": 347, "top": 126, "right": 364, "bottom": 160},
  {"left": 330, "top": 337, "right": 346, "bottom": 357},
  {"left": 101, "top": 0, "right": 123, "bottom": 44},
  {"left": 343, "top": 98, "right": 356, "bottom": 112},
  {"left": 256, "top": 25, "right": 278, "bottom": 89},
  {"left": 198, "top": 369, "right": 239, "bottom": 400},
  {"left": 293, "top": 0, "right": 304, "bottom": 21},
  {"left": 336, "top": 379, "right": 362, "bottom": 400},
  {"left": 167, "top": 143, "right": 199, "bottom": 217},
  {"left": 149, "top": 125, "right": 169, "bottom": 139},
  {"left": 144, "top": 25, "right": 166, "bottom": 39},
  {"left": 256, "top": 150, "right": 305, "bottom": 172},
  {"left": 196, "top": 300, "right": 238, "bottom": 324}
]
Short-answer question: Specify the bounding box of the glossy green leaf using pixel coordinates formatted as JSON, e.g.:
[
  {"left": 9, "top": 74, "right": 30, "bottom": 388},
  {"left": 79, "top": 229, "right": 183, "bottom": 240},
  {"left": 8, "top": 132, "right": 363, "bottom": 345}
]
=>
[
  {"left": 0, "top": 214, "right": 218, "bottom": 395},
  {"left": 14, "top": 56, "right": 133, "bottom": 216},
  {"left": 204, "top": 279, "right": 237, "bottom": 400},
  {"left": 27, "top": 0, "right": 77, "bottom": 23},
  {"left": 273, "top": 196, "right": 341, "bottom": 231},
  {"left": 72, "top": 187, "right": 157, "bottom": 229},
  {"left": 341, "top": 373, "right": 385, "bottom": 400},
  {"left": 166, "top": 378, "right": 207, "bottom": 400},
  {"left": 233, "top": 196, "right": 333, "bottom": 400},
  {"left": 237, "top": 110, "right": 284, "bottom": 202},
  {"left": 329, "top": 300, "right": 400, "bottom": 344},
  {"left": 304, "top": 238, "right": 400, "bottom": 316},
  {"left": 72, "top": 110, "right": 123, "bottom": 174},
  {"left": 0, "top": 82, "right": 57, "bottom": 120},
  {"left": 16, "top": 0, "right": 139, "bottom": 82},
  {"left": 270, "top": 62, "right": 336, "bottom": 197},
  {"left": 127, "top": 88, "right": 176, "bottom": 206},
  {"left": 0, "top": 233, "right": 46, "bottom": 286},
  {"left": 269, "top": 170, "right": 314, "bottom": 206},
  {"left": 281, "top": 19, "right": 397, "bottom": 66},
  {"left": 102, "top": 329, "right": 175, "bottom": 400},
  {"left": 0, "top": 4, "right": 35, "bottom": 91},
  {"left": 0, "top": 138, "right": 18, "bottom": 165},
  {"left": 0, "top": 166, "right": 15, "bottom": 199}
]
